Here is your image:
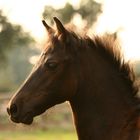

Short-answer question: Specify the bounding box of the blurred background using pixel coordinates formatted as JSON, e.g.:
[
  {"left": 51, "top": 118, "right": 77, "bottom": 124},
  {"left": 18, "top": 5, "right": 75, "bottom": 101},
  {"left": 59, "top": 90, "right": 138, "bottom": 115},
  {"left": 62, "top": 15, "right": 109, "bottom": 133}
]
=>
[{"left": 0, "top": 0, "right": 140, "bottom": 140}]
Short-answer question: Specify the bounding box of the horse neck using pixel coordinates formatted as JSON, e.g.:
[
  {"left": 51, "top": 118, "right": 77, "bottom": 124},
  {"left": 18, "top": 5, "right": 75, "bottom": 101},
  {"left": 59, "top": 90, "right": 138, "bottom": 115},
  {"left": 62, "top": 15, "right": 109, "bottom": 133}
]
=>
[{"left": 69, "top": 49, "right": 139, "bottom": 140}]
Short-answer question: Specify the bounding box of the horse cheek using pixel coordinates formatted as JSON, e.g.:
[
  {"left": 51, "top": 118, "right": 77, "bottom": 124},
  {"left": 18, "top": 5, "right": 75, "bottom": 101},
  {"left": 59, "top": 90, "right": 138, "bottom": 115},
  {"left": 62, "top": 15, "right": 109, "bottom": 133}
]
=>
[{"left": 62, "top": 73, "right": 77, "bottom": 100}]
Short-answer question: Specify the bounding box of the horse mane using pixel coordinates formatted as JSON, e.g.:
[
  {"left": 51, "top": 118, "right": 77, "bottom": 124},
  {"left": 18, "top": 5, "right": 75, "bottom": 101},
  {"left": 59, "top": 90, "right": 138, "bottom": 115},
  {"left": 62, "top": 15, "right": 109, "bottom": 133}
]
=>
[
  {"left": 88, "top": 35, "right": 139, "bottom": 97},
  {"left": 47, "top": 24, "right": 139, "bottom": 100},
  {"left": 62, "top": 29, "right": 139, "bottom": 99}
]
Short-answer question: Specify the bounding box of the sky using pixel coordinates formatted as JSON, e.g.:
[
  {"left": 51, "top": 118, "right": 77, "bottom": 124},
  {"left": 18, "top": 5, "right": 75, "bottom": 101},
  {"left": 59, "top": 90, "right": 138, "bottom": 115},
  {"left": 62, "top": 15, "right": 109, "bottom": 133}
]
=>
[
  {"left": 0, "top": 0, "right": 80, "bottom": 40},
  {"left": 95, "top": 0, "right": 140, "bottom": 61},
  {"left": 0, "top": 0, "right": 140, "bottom": 61}
]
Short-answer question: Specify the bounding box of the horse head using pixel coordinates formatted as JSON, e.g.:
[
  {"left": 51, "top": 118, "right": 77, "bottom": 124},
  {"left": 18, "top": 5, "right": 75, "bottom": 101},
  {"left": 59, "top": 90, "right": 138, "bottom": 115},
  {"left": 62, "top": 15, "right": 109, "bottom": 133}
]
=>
[{"left": 7, "top": 17, "right": 79, "bottom": 124}]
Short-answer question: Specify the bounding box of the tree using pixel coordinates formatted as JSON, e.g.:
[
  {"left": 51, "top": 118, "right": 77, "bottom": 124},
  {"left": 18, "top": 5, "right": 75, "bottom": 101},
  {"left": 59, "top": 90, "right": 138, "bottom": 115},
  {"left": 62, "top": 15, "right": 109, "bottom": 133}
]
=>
[
  {"left": 0, "top": 10, "right": 34, "bottom": 64},
  {"left": 0, "top": 10, "right": 36, "bottom": 92},
  {"left": 42, "top": 0, "right": 102, "bottom": 28}
]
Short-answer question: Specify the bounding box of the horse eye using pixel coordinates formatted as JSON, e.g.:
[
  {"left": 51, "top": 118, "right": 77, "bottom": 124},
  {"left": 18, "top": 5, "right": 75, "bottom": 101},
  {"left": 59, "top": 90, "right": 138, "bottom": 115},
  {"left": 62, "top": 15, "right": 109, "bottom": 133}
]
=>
[{"left": 45, "top": 62, "right": 58, "bottom": 70}]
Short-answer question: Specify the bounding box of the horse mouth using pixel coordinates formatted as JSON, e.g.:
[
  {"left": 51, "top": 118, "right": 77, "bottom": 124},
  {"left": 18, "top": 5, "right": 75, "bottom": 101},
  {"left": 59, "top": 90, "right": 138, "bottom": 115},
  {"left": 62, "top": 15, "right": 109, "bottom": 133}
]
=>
[{"left": 10, "top": 113, "right": 33, "bottom": 125}]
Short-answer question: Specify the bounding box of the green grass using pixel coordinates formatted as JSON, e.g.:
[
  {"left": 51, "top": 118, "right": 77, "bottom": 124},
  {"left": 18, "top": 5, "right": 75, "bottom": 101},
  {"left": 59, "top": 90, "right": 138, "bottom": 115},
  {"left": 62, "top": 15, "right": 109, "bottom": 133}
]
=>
[{"left": 0, "top": 129, "right": 77, "bottom": 140}]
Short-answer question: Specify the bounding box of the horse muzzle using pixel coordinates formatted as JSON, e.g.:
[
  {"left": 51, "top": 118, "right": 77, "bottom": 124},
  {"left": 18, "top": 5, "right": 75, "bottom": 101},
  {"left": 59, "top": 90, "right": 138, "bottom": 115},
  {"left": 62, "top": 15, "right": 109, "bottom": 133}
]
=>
[{"left": 7, "top": 103, "right": 33, "bottom": 125}]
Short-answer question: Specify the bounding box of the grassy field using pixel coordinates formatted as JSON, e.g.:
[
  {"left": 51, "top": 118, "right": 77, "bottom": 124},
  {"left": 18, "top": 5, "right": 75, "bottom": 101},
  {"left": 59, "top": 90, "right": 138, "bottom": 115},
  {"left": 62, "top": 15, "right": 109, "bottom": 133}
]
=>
[{"left": 0, "top": 129, "right": 77, "bottom": 140}]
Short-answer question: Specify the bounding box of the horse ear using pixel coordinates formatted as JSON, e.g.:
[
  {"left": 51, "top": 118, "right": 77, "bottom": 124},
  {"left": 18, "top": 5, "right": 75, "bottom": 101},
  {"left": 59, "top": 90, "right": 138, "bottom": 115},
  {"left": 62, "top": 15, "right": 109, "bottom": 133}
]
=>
[
  {"left": 42, "top": 20, "right": 54, "bottom": 34},
  {"left": 53, "top": 17, "right": 66, "bottom": 35}
]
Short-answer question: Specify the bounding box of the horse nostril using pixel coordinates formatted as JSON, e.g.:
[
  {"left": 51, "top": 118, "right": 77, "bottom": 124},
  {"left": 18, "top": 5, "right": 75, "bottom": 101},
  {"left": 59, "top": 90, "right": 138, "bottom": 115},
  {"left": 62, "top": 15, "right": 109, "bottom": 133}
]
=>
[{"left": 9, "top": 104, "right": 18, "bottom": 116}]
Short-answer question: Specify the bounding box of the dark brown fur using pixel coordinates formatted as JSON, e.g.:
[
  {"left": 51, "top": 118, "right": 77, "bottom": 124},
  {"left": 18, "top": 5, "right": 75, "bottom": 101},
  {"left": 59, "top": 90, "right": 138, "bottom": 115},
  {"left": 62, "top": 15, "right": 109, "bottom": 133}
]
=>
[{"left": 7, "top": 18, "right": 140, "bottom": 140}]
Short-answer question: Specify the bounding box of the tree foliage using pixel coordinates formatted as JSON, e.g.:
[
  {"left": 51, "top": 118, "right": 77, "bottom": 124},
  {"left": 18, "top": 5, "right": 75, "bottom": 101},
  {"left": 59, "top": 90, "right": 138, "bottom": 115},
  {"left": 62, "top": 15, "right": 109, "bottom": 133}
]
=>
[
  {"left": 42, "top": 0, "right": 102, "bottom": 27},
  {"left": 0, "top": 10, "right": 34, "bottom": 64},
  {"left": 0, "top": 10, "right": 36, "bottom": 91}
]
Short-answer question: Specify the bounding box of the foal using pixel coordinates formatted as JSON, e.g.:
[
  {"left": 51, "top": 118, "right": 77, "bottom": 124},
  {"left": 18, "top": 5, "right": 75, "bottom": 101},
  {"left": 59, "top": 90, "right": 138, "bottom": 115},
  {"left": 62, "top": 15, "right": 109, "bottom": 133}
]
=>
[{"left": 7, "top": 17, "right": 140, "bottom": 140}]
